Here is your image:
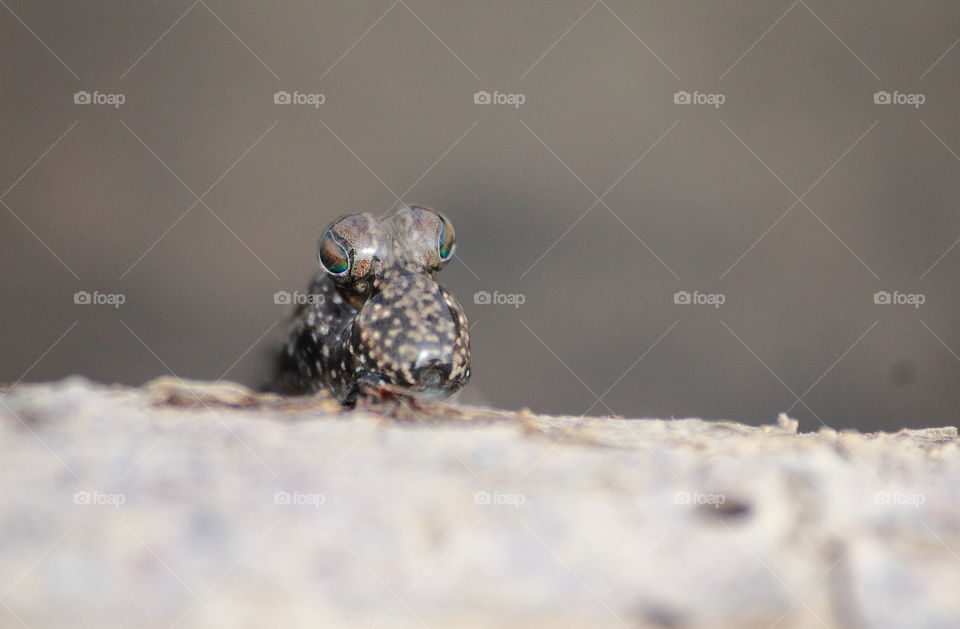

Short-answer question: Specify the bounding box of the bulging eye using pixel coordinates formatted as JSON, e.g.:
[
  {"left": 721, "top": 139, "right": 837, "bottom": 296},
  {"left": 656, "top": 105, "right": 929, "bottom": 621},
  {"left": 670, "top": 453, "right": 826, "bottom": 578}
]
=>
[
  {"left": 319, "top": 229, "right": 349, "bottom": 275},
  {"left": 438, "top": 216, "right": 456, "bottom": 261}
]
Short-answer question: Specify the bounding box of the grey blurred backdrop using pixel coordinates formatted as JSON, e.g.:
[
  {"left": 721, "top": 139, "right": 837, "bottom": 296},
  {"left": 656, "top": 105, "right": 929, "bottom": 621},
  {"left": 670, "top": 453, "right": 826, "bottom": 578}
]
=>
[{"left": 2, "top": 1, "right": 959, "bottom": 431}]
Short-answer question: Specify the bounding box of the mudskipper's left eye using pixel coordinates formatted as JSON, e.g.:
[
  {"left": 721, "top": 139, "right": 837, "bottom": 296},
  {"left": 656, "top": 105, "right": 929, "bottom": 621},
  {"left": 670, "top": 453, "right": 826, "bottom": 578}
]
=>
[{"left": 438, "top": 215, "right": 456, "bottom": 261}]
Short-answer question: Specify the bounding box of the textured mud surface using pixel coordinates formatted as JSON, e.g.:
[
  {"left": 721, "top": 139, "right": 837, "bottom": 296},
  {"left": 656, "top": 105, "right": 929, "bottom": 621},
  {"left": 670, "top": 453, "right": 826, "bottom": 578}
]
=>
[{"left": 1, "top": 377, "right": 958, "bottom": 628}]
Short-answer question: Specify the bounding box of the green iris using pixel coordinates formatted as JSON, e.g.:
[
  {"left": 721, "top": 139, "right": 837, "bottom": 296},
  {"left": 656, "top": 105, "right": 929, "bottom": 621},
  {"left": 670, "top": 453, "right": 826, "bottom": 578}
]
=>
[
  {"left": 438, "top": 218, "right": 455, "bottom": 261},
  {"left": 319, "top": 230, "right": 349, "bottom": 274}
]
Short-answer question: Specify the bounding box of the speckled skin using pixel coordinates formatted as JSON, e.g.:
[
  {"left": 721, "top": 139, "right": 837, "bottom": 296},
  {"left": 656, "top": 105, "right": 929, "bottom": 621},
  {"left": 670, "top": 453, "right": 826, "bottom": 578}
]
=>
[{"left": 273, "top": 206, "right": 471, "bottom": 403}]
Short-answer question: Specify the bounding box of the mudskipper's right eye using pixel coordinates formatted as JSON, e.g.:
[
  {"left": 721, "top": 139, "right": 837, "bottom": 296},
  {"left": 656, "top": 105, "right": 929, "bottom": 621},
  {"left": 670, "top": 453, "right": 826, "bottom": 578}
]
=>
[{"left": 319, "top": 229, "right": 349, "bottom": 275}]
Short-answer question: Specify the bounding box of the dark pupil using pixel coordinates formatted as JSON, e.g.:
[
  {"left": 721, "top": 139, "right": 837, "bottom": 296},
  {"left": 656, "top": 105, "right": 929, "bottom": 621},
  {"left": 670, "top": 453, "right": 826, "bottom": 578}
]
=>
[
  {"left": 320, "top": 231, "right": 349, "bottom": 274},
  {"left": 439, "top": 221, "right": 454, "bottom": 260}
]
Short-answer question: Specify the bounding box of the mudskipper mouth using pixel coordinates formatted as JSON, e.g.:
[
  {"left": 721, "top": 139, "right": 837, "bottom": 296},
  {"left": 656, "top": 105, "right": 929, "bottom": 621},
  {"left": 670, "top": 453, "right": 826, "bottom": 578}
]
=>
[{"left": 417, "top": 367, "right": 444, "bottom": 391}]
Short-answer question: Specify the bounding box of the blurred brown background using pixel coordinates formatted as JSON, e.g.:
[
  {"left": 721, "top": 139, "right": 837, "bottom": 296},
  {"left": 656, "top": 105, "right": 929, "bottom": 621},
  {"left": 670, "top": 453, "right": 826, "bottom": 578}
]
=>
[{"left": 2, "top": 0, "right": 959, "bottom": 431}]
